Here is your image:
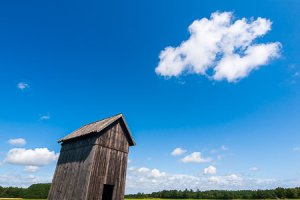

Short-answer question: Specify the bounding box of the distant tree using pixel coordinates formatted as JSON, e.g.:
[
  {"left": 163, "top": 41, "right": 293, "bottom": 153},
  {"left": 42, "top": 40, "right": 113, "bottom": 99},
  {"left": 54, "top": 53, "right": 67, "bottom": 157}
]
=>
[{"left": 24, "top": 183, "right": 51, "bottom": 199}]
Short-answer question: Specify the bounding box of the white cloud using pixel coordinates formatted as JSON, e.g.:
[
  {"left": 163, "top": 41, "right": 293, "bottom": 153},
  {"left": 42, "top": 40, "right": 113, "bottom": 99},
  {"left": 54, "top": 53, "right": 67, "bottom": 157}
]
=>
[
  {"left": 150, "top": 169, "right": 166, "bottom": 178},
  {"left": 8, "top": 138, "right": 26, "bottom": 146},
  {"left": 171, "top": 148, "right": 187, "bottom": 156},
  {"left": 137, "top": 167, "right": 150, "bottom": 173},
  {"left": 126, "top": 166, "right": 293, "bottom": 194},
  {"left": 209, "top": 174, "right": 243, "bottom": 185},
  {"left": 0, "top": 174, "right": 52, "bottom": 187},
  {"left": 40, "top": 115, "right": 50, "bottom": 120},
  {"left": 24, "top": 166, "right": 40, "bottom": 173},
  {"left": 5, "top": 148, "right": 59, "bottom": 166},
  {"left": 221, "top": 145, "right": 228, "bottom": 151},
  {"left": 155, "top": 11, "right": 281, "bottom": 82},
  {"left": 249, "top": 167, "right": 258, "bottom": 171},
  {"left": 17, "top": 82, "right": 30, "bottom": 90},
  {"left": 181, "top": 152, "right": 211, "bottom": 163},
  {"left": 204, "top": 165, "right": 217, "bottom": 175}
]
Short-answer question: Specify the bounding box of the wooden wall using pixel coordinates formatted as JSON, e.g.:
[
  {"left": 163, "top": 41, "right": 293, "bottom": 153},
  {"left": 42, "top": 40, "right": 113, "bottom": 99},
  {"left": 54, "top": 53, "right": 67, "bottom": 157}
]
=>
[{"left": 48, "top": 119, "right": 130, "bottom": 200}]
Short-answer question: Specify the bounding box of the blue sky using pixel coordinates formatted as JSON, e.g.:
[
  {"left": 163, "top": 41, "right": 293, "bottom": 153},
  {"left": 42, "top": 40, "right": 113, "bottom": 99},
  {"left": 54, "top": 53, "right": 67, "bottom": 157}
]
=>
[{"left": 0, "top": 0, "right": 300, "bottom": 194}]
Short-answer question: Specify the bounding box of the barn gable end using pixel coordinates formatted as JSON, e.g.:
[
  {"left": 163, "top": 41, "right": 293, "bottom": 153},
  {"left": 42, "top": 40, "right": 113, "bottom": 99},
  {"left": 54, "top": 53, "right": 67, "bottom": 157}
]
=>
[{"left": 48, "top": 114, "right": 135, "bottom": 200}]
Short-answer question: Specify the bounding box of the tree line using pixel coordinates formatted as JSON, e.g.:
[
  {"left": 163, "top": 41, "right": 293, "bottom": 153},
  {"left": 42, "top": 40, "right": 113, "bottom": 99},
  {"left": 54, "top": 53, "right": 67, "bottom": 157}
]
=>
[
  {"left": 1, "top": 183, "right": 300, "bottom": 199},
  {"left": 0, "top": 183, "right": 51, "bottom": 199},
  {"left": 125, "top": 187, "right": 300, "bottom": 199}
]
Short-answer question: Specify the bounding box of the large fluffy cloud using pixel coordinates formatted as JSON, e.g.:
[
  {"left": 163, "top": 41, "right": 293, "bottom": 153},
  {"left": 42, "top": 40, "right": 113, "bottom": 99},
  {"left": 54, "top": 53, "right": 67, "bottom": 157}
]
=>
[
  {"left": 5, "top": 148, "right": 59, "bottom": 166},
  {"left": 155, "top": 11, "right": 281, "bottom": 82}
]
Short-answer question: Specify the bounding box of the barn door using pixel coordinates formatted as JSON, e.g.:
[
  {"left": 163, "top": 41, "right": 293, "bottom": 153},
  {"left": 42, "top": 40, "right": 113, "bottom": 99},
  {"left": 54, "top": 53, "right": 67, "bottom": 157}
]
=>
[{"left": 102, "top": 184, "right": 114, "bottom": 200}]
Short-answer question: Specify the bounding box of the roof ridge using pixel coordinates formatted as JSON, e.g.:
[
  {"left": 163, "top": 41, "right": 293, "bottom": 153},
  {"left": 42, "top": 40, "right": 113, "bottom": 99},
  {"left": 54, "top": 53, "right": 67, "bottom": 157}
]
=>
[
  {"left": 58, "top": 113, "right": 137, "bottom": 145},
  {"left": 82, "top": 113, "right": 123, "bottom": 127}
]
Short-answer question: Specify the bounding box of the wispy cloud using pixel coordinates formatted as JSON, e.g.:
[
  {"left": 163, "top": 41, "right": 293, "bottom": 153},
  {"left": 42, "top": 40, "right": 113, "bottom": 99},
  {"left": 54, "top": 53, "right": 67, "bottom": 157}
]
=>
[
  {"left": 249, "top": 167, "right": 258, "bottom": 171},
  {"left": 211, "top": 145, "right": 229, "bottom": 154},
  {"left": 24, "top": 166, "right": 40, "bottom": 173},
  {"left": 17, "top": 82, "right": 30, "bottom": 90},
  {"left": 155, "top": 11, "right": 281, "bottom": 82},
  {"left": 40, "top": 114, "right": 50, "bottom": 120},
  {"left": 293, "top": 147, "right": 300, "bottom": 152},
  {"left": 8, "top": 138, "right": 26, "bottom": 146}
]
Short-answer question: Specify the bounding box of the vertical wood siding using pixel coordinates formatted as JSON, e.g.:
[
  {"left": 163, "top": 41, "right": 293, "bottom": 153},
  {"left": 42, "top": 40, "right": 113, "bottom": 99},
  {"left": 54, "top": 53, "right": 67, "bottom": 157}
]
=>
[{"left": 48, "top": 120, "right": 131, "bottom": 200}]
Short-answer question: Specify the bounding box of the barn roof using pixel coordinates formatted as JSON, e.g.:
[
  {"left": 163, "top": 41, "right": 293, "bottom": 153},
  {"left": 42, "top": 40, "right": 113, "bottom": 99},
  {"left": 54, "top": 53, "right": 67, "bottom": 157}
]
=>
[{"left": 58, "top": 114, "right": 135, "bottom": 146}]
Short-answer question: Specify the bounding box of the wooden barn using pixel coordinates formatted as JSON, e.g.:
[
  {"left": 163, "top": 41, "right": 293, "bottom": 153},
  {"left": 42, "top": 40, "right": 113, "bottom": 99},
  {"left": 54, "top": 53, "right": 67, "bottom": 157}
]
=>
[{"left": 48, "top": 114, "right": 135, "bottom": 200}]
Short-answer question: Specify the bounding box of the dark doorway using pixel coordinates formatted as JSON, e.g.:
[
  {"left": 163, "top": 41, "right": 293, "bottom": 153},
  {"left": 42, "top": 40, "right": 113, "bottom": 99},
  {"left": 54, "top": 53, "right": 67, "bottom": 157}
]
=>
[{"left": 102, "top": 184, "right": 114, "bottom": 200}]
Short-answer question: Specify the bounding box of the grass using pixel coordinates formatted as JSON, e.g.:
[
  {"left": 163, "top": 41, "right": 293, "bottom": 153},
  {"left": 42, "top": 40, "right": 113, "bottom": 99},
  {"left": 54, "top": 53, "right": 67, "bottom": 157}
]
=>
[
  {"left": 0, "top": 198, "right": 199, "bottom": 200},
  {"left": 0, "top": 198, "right": 300, "bottom": 200}
]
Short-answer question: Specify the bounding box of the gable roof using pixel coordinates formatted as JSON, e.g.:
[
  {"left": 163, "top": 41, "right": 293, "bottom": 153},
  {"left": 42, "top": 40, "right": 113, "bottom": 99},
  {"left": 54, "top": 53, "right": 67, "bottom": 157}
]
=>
[{"left": 58, "top": 114, "right": 135, "bottom": 146}]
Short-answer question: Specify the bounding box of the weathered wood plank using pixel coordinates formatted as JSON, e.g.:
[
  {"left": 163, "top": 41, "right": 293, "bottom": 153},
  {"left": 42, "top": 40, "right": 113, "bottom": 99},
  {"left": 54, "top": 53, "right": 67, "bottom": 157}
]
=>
[{"left": 48, "top": 117, "right": 132, "bottom": 200}]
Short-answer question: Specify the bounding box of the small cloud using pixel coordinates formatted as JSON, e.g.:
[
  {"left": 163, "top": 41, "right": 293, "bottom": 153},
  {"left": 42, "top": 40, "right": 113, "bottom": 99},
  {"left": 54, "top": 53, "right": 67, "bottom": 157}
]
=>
[
  {"left": 5, "top": 148, "right": 59, "bottom": 166},
  {"left": 24, "top": 166, "right": 40, "bottom": 173},
  {"left": 17, "top": 82, "right": 30, "bottom": 90},
  {"left": 288, "top": 63, "right": 297, "bottom": 69},
  {"left": 211, "top": 145, "right": 229, "bottom": 154},
  {"left": 40, "top": 115, "right": 50, "bottom": 120},
  {"left": 171, "top": 148, "right": 187, "bottom": 156},
  {"left": 8, "top": 138, "right": 26, "bottom": 146},
  {"left": 155, "top": 11, "right": 281, "bottom": 82},
  {"left": 147, "top": 157, "right": 152, "bottom": 161},
  {"left": 249, "top": 167, "right": 258, "bottom": 171},
  {"left": 293, "top": 147, "right": 300, "bottom": 152},
  {"left": 210, "top": 149, "right": 218, "bottom": 154},
  {"left": 204, "top": 165, "right": 217, "bottom": 175},
  {"left": 137, "top": 167, "right": 150, "bottom": 173},
  {"left": 181, "top": 152, "right": 212, "bottom": 163},
  {"left": 221, "top": 145, "right": 228, "bottom": 151}
]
